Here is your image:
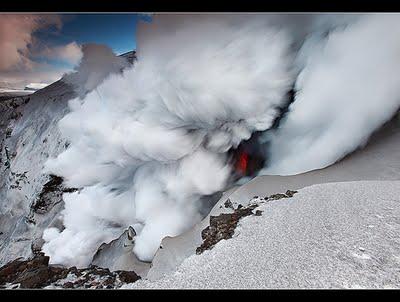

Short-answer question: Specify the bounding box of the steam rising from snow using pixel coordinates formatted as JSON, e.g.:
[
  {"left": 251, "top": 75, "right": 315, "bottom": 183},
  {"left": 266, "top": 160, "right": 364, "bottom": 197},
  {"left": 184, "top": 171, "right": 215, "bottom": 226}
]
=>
[
  {"left": 43, "top": 14, "right": 294, "bottom": 265},
  {"left": 42, "top": 14, "right": 400, "bottom": 267},
  {"left": 62, "top": 43, "right": 130, "bottom": 98},
  {"left": 262, "top": 14, "right": 400, "bottom": 175}
]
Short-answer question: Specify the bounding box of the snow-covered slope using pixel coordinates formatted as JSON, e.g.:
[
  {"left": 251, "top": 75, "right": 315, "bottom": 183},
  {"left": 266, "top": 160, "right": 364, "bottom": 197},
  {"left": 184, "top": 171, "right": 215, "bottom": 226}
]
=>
[
  {"left": 0, "top": 82, "right": 35, "bottom": 101},
  {"left": 129, "top": 180, "right": 400, "bottom": 289},
  {"left": 0, "top": 80, "right": 76, "bottom": 265},
  {"left": 1, "top": 35, "right": 399, "bottom": 288},
  {"left": 0, "top": 50, "right": 135, "bottom": 267},
  {"left": 0, "top": 90, "right": 32, "bottom": 102},
  {"left": 144, "top": 116, "right": 400, "bottom": 281}
]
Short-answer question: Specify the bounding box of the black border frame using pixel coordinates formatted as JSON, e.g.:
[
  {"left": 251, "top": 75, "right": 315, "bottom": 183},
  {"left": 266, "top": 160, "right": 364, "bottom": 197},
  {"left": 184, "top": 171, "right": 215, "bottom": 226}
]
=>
[
  {"left": 2, "top": 0, "right": 400, "bottom": 13},
  {"left": 1, "top": 0, "right": 400, "bottom": 297}
]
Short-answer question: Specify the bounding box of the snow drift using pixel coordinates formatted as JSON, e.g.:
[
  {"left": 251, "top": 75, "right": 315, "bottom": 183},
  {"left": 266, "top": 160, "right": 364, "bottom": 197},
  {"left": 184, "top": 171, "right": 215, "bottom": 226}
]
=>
[{"left": 42, "top": 14, "right": 400, "bottom": 267}]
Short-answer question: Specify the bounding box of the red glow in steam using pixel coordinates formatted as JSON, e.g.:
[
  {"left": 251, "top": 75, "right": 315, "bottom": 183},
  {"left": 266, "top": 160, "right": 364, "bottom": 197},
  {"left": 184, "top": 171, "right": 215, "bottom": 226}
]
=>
[{"left": 236, "top": 151, "right": 248, "bottom": 175}]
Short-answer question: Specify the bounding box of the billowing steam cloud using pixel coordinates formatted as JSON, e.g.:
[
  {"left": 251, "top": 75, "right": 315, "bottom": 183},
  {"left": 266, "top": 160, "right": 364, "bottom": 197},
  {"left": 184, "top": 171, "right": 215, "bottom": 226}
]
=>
[
  {"left": 62, "top": 43, "right": 130, "bottom": 98},
  {"left": 42, "top": 14, "right": 294, "bottom": 265},
  {"left": 262, "top": 14, "right": 400, "bottom": 175},
  {"left": 42, "top": 14, "right": 400, "bottom": 267}
]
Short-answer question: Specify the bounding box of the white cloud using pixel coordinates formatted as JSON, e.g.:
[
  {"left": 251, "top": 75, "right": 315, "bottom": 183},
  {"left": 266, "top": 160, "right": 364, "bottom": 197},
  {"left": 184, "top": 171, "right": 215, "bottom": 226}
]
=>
[
  {"left": 0, "top": 14, "right": 81, "bottom": 88},
  {"left": 0, "top": 14, "right": 62, "bottom": 71},
  {"left": 39, "top": 42, "right": 83, "bottom": 65}
]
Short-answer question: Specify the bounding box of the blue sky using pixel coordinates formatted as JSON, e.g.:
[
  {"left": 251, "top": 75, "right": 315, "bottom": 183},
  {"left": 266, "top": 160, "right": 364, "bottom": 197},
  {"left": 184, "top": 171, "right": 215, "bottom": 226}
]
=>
[
  {"left": 33, "top": 14, "right": 139, "bottom": 69},
  {"left": 0, "top": 13, "right": 146, "bottom": 87},
  {"left": 53, "top": 14, "right": 138, "bottom": 54}
]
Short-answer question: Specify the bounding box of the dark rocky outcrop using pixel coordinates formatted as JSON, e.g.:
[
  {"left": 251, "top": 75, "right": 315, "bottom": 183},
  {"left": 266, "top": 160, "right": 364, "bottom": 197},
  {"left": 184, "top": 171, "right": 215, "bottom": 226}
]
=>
[
  {"left": 8, "top": 171, "right": 29, "bottom": 190},
  {"left": 266, "top": 189, "right": 298, "bottom": 200},
  {"left": 0, "top": 252, "right": 140, "bottom": 289},
  {"left": 196, "top": 190, "right": 298, "bottom": 254},
  {"left": 0, "top": 253, "right": 54, "bottom": 288},
  {"left": 196, "top": 203, "right": 259, "bottom": 255},
  {"left": 30, "top": 175, "right": 78, "bottom": 216},
  {"left": 223, "top": 199, "right": 234, "bottom": 209}
]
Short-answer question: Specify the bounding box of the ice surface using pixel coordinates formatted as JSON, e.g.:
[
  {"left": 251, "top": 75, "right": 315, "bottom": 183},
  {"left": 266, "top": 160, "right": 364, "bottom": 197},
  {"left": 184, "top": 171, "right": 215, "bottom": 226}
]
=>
[{"left": 128, "top": 180, "right": 400, "bottom": 288}]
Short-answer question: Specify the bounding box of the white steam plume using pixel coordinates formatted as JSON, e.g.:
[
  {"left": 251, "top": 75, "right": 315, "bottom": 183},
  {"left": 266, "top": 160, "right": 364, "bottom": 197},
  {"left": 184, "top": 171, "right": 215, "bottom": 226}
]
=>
[
  {"left": 62, "top": 43, "right": 130, "bottom": 98},
  {"left": 43, "top": 14, "right": 295, "bottom": 265},
  {"left": 43, "top": 14, "right": 400, "bottom": 266},
  {"left": 261, "top": 14, "right": 400, "bottom": 176}
]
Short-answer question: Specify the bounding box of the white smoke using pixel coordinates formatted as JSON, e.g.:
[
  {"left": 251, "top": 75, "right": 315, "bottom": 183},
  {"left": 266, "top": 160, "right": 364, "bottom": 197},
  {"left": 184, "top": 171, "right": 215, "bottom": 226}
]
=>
[
  {"left": 262, "top": 14, "right": 400, "bottom": 175},
  {"left": 42, "top": 14, "right": 294, "bottom": 265},
  {"left": 62, "top": 43, "right": 130, "bottom": 98},
  {"left": 42, "top": 13, "right": 400, "bottom": 267}
]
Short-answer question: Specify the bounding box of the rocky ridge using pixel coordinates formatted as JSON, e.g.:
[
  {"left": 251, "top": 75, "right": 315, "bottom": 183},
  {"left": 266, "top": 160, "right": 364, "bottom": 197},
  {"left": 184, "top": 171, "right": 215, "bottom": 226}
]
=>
[
  {"left": 0, "top": 252, "right": 140, "bottom": 289},
  {"left": 196, "top": 190, "right": 297, "bottom": 254}
]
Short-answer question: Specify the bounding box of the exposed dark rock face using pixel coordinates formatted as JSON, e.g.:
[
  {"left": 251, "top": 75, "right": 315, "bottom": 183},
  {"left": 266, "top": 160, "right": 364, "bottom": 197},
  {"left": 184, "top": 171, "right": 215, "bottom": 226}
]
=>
[
  {"left": 285, "top": 190, "right": 298, "bottom": 197},
  {"left": 29, "top": 175, "right": 78, "bottom": 217},
  {"left": 31, "top": 238, "right": 45, "bottom": 255},
  {"left": 266, "top": 189, "right": 298, "bottom": 200},
  {"left": 0, "top": 50, "right": 138, "bottom": 269},
  {"left": 254, "top": 209, "right": 263, "bottom": 216},
  {"left": 0, "top": 97, "right": 30, "bottom": 172},
  {"left": 196, "top": 190, "right": 298, "bottom": 255},
  {"left": 196, "top": 203, "right": 259, "bottom": 255},
  {"left": 5, "top": 128, "right": 12, "bottom": 138},
  {"left": 0, "top": 253, "right": 53, "bottom": 288},
  {"left": 0, "top": 253, "right": 140, "bottom": 289},
  {"left": 115, "top": 270, "right": 140, "bottom": 283},
  {"left": 267, "top": 193, "right": 287, "bottom": 200},
  {"left": 223, "top": 199, "right": 234, "bottom": 209},
  {"left": 8, "top": 171, "right": 29, "bottom": 190}
]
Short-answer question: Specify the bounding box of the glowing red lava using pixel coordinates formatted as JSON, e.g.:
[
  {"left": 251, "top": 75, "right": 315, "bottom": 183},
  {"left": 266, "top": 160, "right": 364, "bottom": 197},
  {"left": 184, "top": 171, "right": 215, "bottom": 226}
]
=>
[{"left": 236, "top": 151, "right": 249, "bottom": 175}]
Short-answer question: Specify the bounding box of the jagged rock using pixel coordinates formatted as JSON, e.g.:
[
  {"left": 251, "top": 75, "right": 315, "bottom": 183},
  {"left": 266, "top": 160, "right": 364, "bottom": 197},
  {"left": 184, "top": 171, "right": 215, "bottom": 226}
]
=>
[
  {"left": 254, "top": 210, "right": 263, "bottom": 216},
  {"left": 267, "top": 193, "right": 288, "bottom": 200},
  {"left": 196, "top": 203, "right": 259, "bottom": 254},
  {"left": 5, "top": 128, "right": 12, "bottom": 138},
  {"left": 196, "top": 190, "right": 299, "bottom": 255},
  {"left": 0, "top": 252, "right": 141, "bottom": 289},
  {"left": 8, "top": 171, "right": 29, "bottom": 190},
  {"left": 14, "top": 266, "right": 50, "bottom": 288},
  {"left": 63, "top": 282, "right": 74, "bottom": 288},
  {"left": 0, "top": 253, "right": 49, "bottom": 288},
  {"left": 0, "top": 61, "right": 135, "bottom": 267},
  {"left": 285, "top": 190, "right": 298, "bottom": 197},
  {"left": 31, "top": 174, "right": 78, "bottom": 214},
  {"left": 31, "top": 238, "right": 45, "bottom": 255},
  {"left": 116, "top": 270, "right": 140, "bottom": 283},
  {"left": 0, "top": 258, "right": 25, "bottom": 283},
  {"left": 224, "top": 199, "right": 234, "bottom": 209},
  {"left": 266, "top": 190, "right": 298, "bottom": 201},
  {"left": 10, "top": 111, "right": 22, "bottom": 120}
]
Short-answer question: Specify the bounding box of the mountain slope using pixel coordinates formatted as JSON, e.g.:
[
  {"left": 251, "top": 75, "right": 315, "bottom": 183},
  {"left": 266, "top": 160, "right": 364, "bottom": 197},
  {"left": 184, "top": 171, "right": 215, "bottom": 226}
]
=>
[
  {"left": 129, "top": 180, "right": 400, "bottom": 289},
  {"left": 0, "top": 51, "right": 135, "bottom": 266},
  {"left": 144, "top": 116, "right": 400, "bottom": 281}
]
